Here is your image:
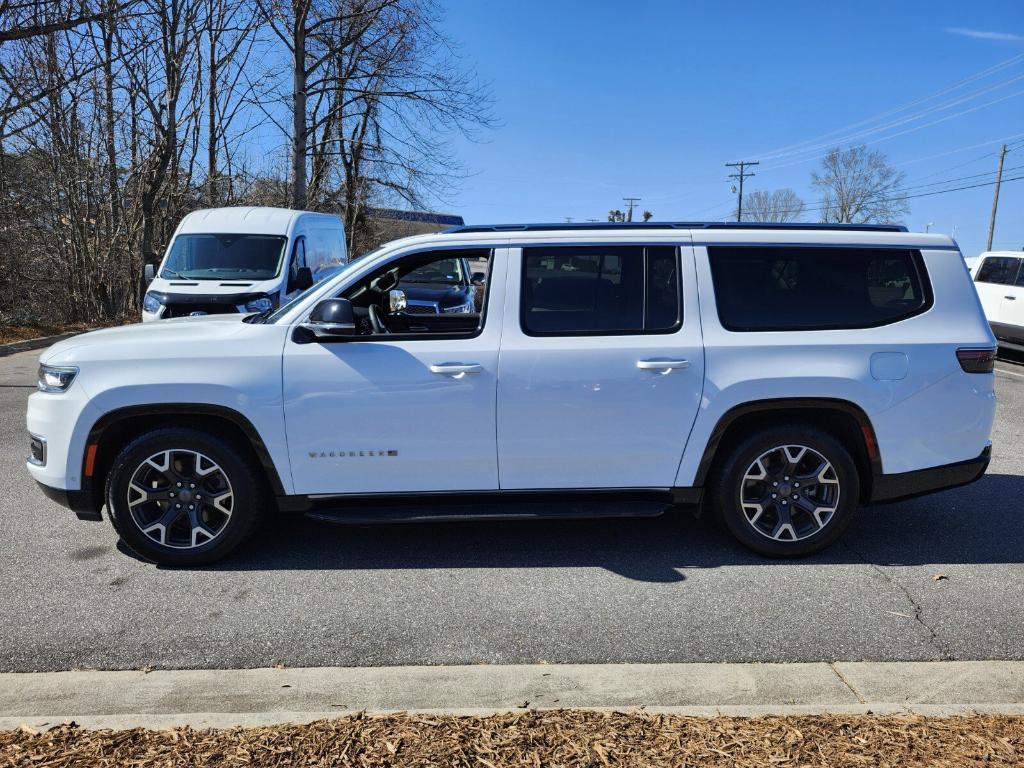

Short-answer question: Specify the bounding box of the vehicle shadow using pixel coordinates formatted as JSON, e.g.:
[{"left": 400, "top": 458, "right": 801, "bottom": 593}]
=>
[{"left": 192, "top": 473, "right": 1024, "bottom": 582}]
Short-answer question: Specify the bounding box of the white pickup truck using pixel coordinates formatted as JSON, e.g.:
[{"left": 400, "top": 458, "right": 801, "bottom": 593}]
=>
[{"left": 28, "top": 222, "right": 996, "bottom": 565}]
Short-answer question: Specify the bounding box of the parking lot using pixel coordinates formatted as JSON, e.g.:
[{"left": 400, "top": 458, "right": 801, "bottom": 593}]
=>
[{"left": 1, "top": 346, "right": 1023, "bottom": 673}]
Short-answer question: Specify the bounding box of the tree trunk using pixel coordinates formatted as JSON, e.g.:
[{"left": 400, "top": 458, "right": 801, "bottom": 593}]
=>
[
  {"left": 290, "top": 1, "right": 308, "bottom": 209},
  {"left": 206, "top": 0, "right": 218, "bottom": 204}
]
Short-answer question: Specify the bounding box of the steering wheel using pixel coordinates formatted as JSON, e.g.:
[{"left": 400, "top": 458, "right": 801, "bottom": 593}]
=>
[{"left": 368, "top": 303, "right": 390, "bottom": 335}]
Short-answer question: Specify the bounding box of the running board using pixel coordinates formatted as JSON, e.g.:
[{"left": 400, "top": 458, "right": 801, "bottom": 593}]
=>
[{"left": 305, "top": 499, "right": 672, "bottom": 525}]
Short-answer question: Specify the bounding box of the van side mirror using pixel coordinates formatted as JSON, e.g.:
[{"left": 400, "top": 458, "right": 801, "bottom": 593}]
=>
[
  {"left": 144, "top": 264, "right": 156, "bottom": 284},
  {"left": 291, "top": 266, "right": 314, "bottom": 293},
  {"left": 471, "top": 272, "right": 486, "bottom": 286},
  {"left": 299, "top": 298, "right": 356, "bottom": 340}
]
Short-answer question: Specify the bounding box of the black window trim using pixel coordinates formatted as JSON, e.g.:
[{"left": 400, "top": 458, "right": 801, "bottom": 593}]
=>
[
  {"left": 708, "top": 245, "right": 935, "bottom": 333},
  {"left": 519, "top": 244, "right": 683, "bottom": 338}
]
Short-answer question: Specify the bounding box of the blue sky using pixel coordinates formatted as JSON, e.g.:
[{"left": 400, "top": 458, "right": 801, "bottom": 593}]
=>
[{"left": 437, "top": 0, "right": 1023, "bottom": 258}]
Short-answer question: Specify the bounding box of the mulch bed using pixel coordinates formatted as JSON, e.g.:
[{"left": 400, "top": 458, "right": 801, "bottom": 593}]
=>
[
  {"left": 2, "top": 711, "right": 1022, "bottom": 767},
  {"left": 0, "top": 320, "right": 129, "bottom": 345}
]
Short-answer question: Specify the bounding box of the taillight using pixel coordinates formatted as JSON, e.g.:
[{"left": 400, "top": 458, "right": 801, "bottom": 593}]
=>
[{"left": 957, "top": 348, "right": 996, "bottom": 374}]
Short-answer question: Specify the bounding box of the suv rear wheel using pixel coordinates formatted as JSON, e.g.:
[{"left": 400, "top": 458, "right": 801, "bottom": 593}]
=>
[
  {"left": 105, "top": 427, "right": 266, "bottom": 565},
  {"left": 712, "top": 425, "right": 860, "bottom": 557}
]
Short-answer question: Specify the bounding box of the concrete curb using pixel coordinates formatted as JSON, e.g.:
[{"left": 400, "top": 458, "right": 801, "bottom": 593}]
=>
[
  {"left": 0, "top": 332, "right": 82, "bottom": 358},
  {"left": 1, "top": 661, "right": 1022, "bottom": 730}
]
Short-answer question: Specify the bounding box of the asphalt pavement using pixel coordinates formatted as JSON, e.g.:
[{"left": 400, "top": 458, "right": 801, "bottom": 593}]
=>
[{"left": 1, "top": 348, "right": 1023, "bottom": 672}]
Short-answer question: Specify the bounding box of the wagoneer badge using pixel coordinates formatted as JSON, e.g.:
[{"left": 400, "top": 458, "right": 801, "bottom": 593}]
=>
[{"left": 309, "top": 450, "right": 399, "bottom": 458}]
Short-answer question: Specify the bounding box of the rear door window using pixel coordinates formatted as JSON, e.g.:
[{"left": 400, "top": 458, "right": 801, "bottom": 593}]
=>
[
  {"left": 976, "top": 256, "right": 1022, "bottom": 285},
  {"left": 521, "top": 245, "right": 680, "bottom": 335},
  {"left": 707, "top": 246, "right": 932, "bottom": 332}
]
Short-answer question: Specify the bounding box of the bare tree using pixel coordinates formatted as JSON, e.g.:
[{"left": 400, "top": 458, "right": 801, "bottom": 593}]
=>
[
  {"left": 0, "top": 0, "right": 492, "bottom": 329},
  {"left": 811, "top": 145, "right": 909, "bottom": 224},
  {"left": 734, "top": 188, "right": 805, "bottom": 222}
]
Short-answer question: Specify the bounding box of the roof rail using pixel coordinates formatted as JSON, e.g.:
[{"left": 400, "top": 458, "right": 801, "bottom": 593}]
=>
[{"left": 441, "top": 221, "right": 909, "bottom": 234}]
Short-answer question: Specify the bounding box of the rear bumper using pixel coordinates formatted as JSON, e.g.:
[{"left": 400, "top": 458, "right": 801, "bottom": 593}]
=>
[
  {"left": 35, "top": 481, "right": 102, "bottom": 521},
  {"left": 870, "top": 445, "right": 991, "bottom": 504}
]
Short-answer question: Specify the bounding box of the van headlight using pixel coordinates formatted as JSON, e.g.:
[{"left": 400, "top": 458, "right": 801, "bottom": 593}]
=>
[
  {"left": 38, "top": 364, "right": 79, "bottom": 393},
  {"left": 143, "top": 292, "right": 162, "bottom": 314},
  {"left": 244, "top": 295, "right": 274, "bottom": 313}
]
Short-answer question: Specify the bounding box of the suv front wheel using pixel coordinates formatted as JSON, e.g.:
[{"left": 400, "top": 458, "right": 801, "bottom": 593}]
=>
[
  {"left": 712, "top": 425, "right": 860, "bottom": 557},
  {"left": 105, "top": 427, "right": 266, "bottom": 565}
]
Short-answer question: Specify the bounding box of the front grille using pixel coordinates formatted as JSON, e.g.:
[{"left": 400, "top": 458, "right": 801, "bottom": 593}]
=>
[
  {"left": 28, "top": 434, "right": 46, "bottom": 466},
  {"left": 163, "top": 304, "right": 239, "bottom": 318},
  {"left": 404, "top": 304, "right": 436, "bottom": 315}
]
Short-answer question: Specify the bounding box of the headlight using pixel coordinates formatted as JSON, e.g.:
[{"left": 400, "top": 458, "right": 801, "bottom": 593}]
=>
[
  {"left": 143, "top": 292, "right": 162, "bottom": 314},
  {"left": 38, "top": 364, "right": 78, "bottom": 393},
  {"left": 442, "top": 300, "right": 474, "bottom": 314},
  {"left": 245, "top": 296, "right": 274, "bottom": 313}
]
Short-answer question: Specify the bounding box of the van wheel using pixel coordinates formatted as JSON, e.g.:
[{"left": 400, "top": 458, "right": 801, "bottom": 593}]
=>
[
  {"left": 712, "top": 425, "right": 859, "bottom": 557},
  {"left": 105, "top": 427, "right": 266, "bottom": 566}
]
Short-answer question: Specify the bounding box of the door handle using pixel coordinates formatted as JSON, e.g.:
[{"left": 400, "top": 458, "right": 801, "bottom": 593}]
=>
[
  {"left": 429, "top": 362, "right": 482, "bottom": 378},
  {"left": 637, "top": 358, "right": 690, "bottom": 374},
  {"left": 1005, "top": 295, "right": 1017, "bottom": 300}
]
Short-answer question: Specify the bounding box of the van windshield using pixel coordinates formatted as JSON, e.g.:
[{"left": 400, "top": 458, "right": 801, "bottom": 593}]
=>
[{"left": 160, "top": 234, "right": 287, "bottom": 280}]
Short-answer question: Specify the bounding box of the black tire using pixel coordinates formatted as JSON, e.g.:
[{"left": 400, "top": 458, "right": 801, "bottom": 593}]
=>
[
  {"left": 710, "top": 424, "right": 859, "bottom": 558},
  {"left": 105, "top": 427, "right": 267, "bottom": 566}
]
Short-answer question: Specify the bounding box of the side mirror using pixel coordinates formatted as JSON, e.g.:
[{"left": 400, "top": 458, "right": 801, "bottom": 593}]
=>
[
  {"left": 300, "top": 298, "right": 356, "bottom": 339},
  {"left": 290, "top": 266, "right": 314, "bottom": 293},
  {"left": 471, "top": 272, "right": 486, "bottom": 286},
  {"left": 144, "top": 264, "right": 156, "bottom": 284},
  {"left": 388, "top": 289, "right": 407, "bottom": 314}
]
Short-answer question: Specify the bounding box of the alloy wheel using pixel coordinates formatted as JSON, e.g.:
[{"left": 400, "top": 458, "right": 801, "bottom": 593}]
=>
[
  {"left": 126, "top": 449, "right": 234, "bottom": 549},
  {"left": 738, "top": 444, "right": 840, "bottom": 542}
]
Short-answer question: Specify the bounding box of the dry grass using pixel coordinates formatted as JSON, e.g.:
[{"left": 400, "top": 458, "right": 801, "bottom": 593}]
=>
[
  {"left": 2, "top": 711, "right": 1022, "bottom": 767},
  {"left": 0, "top": 321, "right": 125, "bottom": 345}
]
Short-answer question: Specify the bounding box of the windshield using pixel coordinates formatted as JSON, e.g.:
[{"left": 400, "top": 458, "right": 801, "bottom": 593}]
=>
[
  {"left": 161, "top": 233, "right": 287, "bottom": 280},
  {"left": 400, "top": 257, "right": 465, "bottom": 285},
  {"left": 258, "top": 246, "right": 384, "bottom": 324}
]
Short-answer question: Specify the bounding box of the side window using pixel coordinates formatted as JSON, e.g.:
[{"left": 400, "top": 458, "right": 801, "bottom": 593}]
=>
[
  {"left": 707, "top": 246, "right": 932, "bottom": 332},
  {"left": 291, "top": 237, "right": 306, "bottom": 274},
  {"left": 340, "top": 248, "right": 492, "bottom": 337},
  {"left": 521, "top": 245, "right": 680, "bottom": 336},
  {"left": 976, "top": 257, "right": 1020, "bottom": 286}
]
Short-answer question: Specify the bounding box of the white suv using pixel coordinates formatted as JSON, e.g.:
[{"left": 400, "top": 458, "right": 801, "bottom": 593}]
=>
[
  {"left": 27, "top": 223, "right": 997, "bottom": 565},
  {"left": 972, "top": 250, "right": 1024, "bottom": 352}
]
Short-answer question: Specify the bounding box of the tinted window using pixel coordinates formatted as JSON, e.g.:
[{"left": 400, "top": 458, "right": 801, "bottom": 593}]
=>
[
  {"left": 708, "top": 246, "right": 931, "bottom": 332},
  {"left": 976, "top": 256, "right": 1021, "bottom": 286},
  {"left": 521, "top": 246, "right": 680, "bottom": 335}
]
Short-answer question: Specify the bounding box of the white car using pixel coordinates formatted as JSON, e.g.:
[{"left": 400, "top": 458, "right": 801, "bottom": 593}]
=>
[
  {"left": 972, "top": 250, "right": 1024, "bottom": 352},
  {"left": 27, "top": 222, "right": 996, "bottom": 565},
  {"left": 142, "top": 207, "right": 346, "bottom": 321}
]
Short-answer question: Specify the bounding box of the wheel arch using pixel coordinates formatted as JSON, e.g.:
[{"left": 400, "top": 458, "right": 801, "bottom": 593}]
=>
[
  {"left": 82, "top": 404, "right": 286, "bottom": 515},
  {"left": 694, "top": 398, "right": 881, "bottom": 503}
]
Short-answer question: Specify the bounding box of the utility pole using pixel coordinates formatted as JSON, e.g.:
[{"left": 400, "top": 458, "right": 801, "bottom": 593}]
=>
[
  {"left": 986, "top": 144, "right": 1008, "bottom": 251},
  {"left": 623, "top": 197, "right": 641, "bottom": 222},
  {"left": 726, "top": 160, "right": 758, "bottom": 222}
]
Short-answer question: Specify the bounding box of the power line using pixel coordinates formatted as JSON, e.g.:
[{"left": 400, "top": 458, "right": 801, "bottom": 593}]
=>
[
  {"left": 758, "top": 72, "right": 1024, "bottom": 165},
  {"left": 761, "top": 87, "right": 1024, "bottom": 171},
  {"left": 686, "top": 170, "right": 1024, "bottom": 223},
  {"left": 746, "top": 52, "right": 1024, "bottom": 161},
  {"left": 725, "top": 161, "right": 758, "bottom": 222},
  {"left": 797, "top": 173, "right": 1024, "bottom": 218}
]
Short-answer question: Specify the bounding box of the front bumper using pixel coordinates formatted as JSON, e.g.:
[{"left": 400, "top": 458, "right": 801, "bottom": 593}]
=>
[
  {"left": 35, "top": 481, "right": 102, "bottom": 521},
  {"left": 870, "top": 445, "right": 991, "bottom": 504}
]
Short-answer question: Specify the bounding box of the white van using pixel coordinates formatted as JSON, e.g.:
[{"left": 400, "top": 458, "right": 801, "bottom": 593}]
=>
[
  {"left": 971, "top": 250, "right": 1024, "bottom": 351},
  {"left": 142, "top": 207, "right": 346, "bottom": 321}
]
